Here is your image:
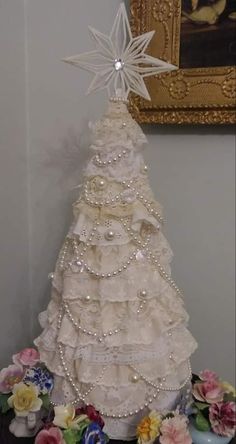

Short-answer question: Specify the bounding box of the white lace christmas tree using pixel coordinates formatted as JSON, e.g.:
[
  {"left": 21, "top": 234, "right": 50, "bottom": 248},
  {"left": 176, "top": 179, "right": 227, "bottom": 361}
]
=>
[{"left": 35, "top": 4, "right": 197, "bottom": 440}]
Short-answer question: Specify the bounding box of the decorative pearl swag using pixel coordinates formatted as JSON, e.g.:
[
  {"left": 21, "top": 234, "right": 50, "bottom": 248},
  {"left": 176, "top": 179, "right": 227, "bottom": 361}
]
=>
[
  {"left": 55, "top": 306, "right": 192, "bottom": 417},
  {"left": 83, "top": 176, "right": 165, "bottom": 225}
]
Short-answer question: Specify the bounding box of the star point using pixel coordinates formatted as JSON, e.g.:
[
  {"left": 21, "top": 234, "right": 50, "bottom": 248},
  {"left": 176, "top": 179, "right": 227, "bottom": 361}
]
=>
[{"left": 63, "top": 3, "right": 177, "bottom": 100}]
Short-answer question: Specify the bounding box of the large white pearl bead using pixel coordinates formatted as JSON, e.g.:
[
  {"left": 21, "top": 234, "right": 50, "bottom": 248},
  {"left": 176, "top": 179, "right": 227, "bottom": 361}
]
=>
[
  {"left": 97, "top": 178, "right": 106, "bottom": 190},
  {"left": 131, "top": 374, "right": 139, "bottom": 383},
  {"left": 84, "top": 295, "right": 91, "bottom": 302},
  {"left": 105, "top": 230, "right": 115, "bottom": 241},
  {"left": 138, "top": 289, "right": 147, "bottom": 299},
  {"left": 48, "top": 272, "right": 54, "bottom": 280}
]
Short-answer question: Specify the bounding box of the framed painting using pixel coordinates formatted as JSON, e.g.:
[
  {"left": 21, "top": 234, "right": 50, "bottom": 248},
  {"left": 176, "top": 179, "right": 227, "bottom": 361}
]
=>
[{"left": 129, "top": 0, "right": 236, "bottom": 124}]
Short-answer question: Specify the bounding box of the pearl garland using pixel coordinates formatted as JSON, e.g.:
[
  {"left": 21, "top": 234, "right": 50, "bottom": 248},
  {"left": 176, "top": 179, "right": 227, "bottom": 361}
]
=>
[
  {"left": 70, "top": 221, "right": 152, "bottom": 279},
  {"left": 83, "top": 177, "right": 164, "bottom": 226},
  {"left": 129, "top": 361, "right": 192, "bottom": 392},
  {"left": 56, "top": 309, "right": 161, "bottom": 418},
  {"left": 53, "top": 308, "right": 108, "bottom": 407},
  {"left": 63, "top": 301, "right": 124, "bottom": 343},
  {"left": 58, "top": 238, "right": 71, "bottom": 270},
  {"left": 93, "top": 149, "right": 128, "bottom": 167},
  {"left": 119, "top": 218, "right": 183, "bottom": 298}
]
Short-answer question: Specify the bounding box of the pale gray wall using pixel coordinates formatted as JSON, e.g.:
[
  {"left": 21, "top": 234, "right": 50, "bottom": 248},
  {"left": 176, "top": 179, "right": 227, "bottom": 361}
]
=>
[{"left": 0, "top": 0, "right": 235, "bottom": 383}]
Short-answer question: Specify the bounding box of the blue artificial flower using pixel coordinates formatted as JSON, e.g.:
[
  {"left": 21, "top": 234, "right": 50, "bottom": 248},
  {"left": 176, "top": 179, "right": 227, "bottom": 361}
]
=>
[
  {"left": 24, "top": 366, "right": 54, "bottom": 395},
  {"left": 82, "top": 422, "right": 108, "bottom": 444}
]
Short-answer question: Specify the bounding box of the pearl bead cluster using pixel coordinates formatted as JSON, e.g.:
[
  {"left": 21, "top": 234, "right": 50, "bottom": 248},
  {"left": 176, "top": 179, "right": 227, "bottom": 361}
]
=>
[
  {"left": 129, "top": 361, "right": 192, "bottom": 392},
  {"left": 93, "top": 149, "right": 128, "bottom": 167},
  {"left": 110, "top": 96, "right": 128, "bottom": 103},
  {"left": 63, "top": 301, "right": 124, "bottom": 343},
  {"left": 137, "top": 289, "right": 148, "bottom": 314}
]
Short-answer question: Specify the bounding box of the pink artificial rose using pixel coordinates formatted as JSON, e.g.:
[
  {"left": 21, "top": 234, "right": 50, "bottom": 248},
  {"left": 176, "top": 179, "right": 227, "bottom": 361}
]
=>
[
  {"left": 0, "top": 364, "right": 25, "bottom": 394},
  {"left": 199, "top": 369, "right": 219, "bottom": 382},
  {"left": 160, "top": 415, "right": 192, "bottom": 444},
  {"left": 192, "top": 380, "right": 224, "bottom": 404},
  {"left": 209, "top": 402, "right": 236, "bottom": 438},
  {"left": 35, "top": 427, "right": 65, "bottom": 444},
  {"left": 13, "top": 348, "right": 40, "bottom": 368}
]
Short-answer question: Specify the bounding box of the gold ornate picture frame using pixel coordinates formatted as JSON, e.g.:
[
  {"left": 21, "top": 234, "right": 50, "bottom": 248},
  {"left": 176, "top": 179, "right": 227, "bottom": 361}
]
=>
[{"left": 130, "top": 0, "right": 236, "bottom": 124}]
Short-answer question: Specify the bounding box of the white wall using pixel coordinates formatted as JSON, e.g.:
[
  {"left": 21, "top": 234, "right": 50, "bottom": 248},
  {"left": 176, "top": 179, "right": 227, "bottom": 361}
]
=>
[
  {"left": 0, "top": 0, "right": 235, "bottom": 382},
  {"left": 0, "top": 0, "right": 30, "bottom": 363}
]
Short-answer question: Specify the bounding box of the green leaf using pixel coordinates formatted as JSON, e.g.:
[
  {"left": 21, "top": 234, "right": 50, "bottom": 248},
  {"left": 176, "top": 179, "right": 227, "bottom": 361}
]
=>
[
  {"left": 0, "top": 394, "right": 11, "bottom": 414},
  {"left": 40, "top": 394, "right": 50, "bottom": 411},
  {"left": 63, "top": 429, "right": 80, "bottom": 444},
  {"left": 194, "top": 402, "right": 209, "bottom": 411},
  {"left": 195, "top": 412, "right": 211, "bottom": 432}
]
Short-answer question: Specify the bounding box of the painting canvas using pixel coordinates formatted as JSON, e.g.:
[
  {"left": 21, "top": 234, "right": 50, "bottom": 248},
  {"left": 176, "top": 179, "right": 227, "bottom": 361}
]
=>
[
  {"left": 130, "top": 0, "right": 236, "bottom": 124},
  {"left": 180, "top": 0, "right": 236, "bottom": 68}
]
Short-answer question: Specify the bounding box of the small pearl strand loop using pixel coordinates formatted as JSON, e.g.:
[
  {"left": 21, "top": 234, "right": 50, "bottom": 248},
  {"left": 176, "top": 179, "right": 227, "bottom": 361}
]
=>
[
  {"left": 63, "top": 300, "right": 125, "bottom": 343},
  {"left": 93, "top": 149, "right": 128, "bottom": 167},
  {"left": 71, "top": 223, "right": 152, "bottom": 279},
  {"left": 129, "top": 361, "right": 192, "bottom": 392},
  {"left": 100, "top": 388, "right": 160, "bottom": 418}
]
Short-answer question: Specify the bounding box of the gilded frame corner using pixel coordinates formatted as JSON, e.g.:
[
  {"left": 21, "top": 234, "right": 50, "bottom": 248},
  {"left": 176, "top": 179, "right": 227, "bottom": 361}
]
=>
[{"left": 130, "top": 0, "right": 236, "bottom": 124}]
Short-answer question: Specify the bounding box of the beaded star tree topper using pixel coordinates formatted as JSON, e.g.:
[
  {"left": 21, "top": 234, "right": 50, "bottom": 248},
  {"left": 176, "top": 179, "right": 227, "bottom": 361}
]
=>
[{"left": 63, "top": 3, "right": 176, "bottom": 100}]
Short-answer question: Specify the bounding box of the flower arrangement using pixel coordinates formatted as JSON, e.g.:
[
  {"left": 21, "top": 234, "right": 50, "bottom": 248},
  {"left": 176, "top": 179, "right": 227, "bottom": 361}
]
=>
[
  {"left": 191, "top": 369, "right": 236, "bottom": 439},
  {"left": 137, "top": 410, "right": 192, "bottom": 444},
  {"left": 0, "top": 348, "right": 51, "bottom": 417},
  {"left": 0, "top": 347, "right": 107, "bottom": 444},
  {"left": 35, "top": 404, "right": 107, "bottom": 444}
]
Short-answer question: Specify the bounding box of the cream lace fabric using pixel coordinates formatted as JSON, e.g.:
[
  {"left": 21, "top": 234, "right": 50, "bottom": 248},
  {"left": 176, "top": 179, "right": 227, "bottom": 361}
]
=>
[{"left": 34, "top": 101, "right": 197, "bottom": 440}]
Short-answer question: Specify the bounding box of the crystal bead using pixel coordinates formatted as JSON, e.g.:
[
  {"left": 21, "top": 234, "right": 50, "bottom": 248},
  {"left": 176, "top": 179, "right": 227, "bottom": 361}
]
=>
[{"left": 114, "top": 58, "right": 124, "bottom": 71}]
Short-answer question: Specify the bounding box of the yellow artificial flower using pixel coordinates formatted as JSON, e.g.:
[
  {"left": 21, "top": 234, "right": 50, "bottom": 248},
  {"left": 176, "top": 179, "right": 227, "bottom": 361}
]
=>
[
  {"left": 53, "top": 404, "right": 88, "bottom": 429},
  {"left": 8, "top": 382, "right": 42, "bottom": 417},
  {"left": 137, "top": 411, "right": 162, "bottom": 444},
  {"left": 221, "top": 381, "right": 236, "bottom": 397}
]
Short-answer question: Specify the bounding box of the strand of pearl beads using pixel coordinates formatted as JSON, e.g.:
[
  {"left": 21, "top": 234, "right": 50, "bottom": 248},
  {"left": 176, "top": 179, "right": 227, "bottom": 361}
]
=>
[
  {"left": 55, "top": 307, "right": 107, "bottom": 406},
  {"left": 145, "top": 248, "right": 183, "bottom": 297},
  {"left": 63, "top": 301, "right": 124, "bottom": 343},
  {"left": 93, "top": 149, "right": 127, "bottom": 167},
  {"left": 99, "top": 388, "right": 160, "bottom": 418},
  {"left": 83, "top": 179, "right": 134, "bottom": 207},
  {"left": 130, "top": 361, "right": 192, "bottom": 392},
  {"left": 120, "top": 179, "right": 165, "bottom": 225},
  {"left": 120, "top": 217, "right": 183, "bottom": 297},
  {"left": 72, "top": 233, "right": 151, "bottom": 279},
  {"left": 56, "top": 306, "right": 159, "bottom": 418},
  {"left": 58, "top": 238, "right": 70, "bottom": 270}
]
